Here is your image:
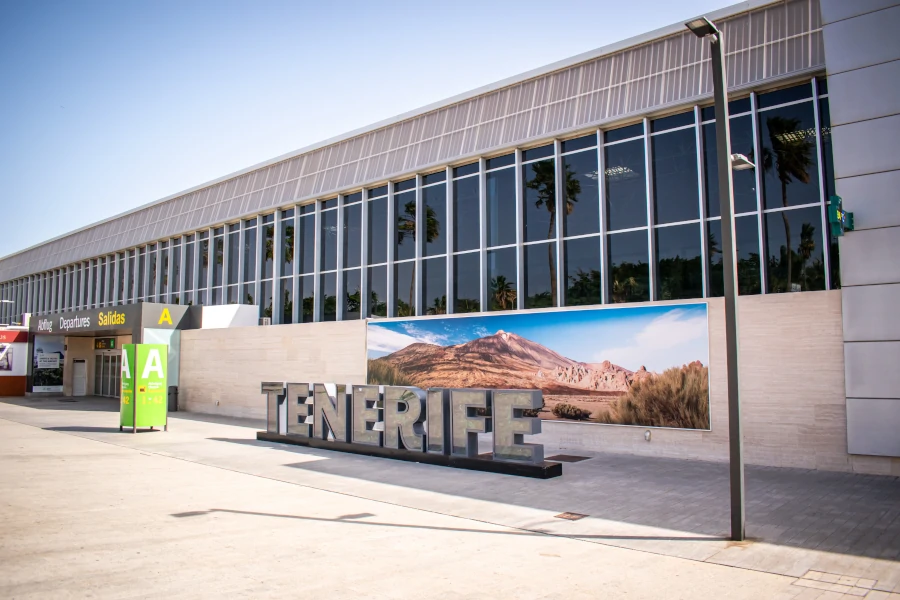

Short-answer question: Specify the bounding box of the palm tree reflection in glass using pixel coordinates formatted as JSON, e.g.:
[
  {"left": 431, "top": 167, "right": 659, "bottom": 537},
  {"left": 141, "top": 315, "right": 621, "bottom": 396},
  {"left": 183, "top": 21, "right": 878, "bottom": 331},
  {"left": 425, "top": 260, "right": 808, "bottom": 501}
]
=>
[
  {"left": 491, "top": 275, "right": 516, "bottom": 310},
  {"left": 396, "top": 199, "right": 439, "bottom": 316},
  {"left": 763, "top": 116, "right": 814, "bottom": 292},
  {"left": 524, "top": 160, "right": 581, "bottom": 306}
]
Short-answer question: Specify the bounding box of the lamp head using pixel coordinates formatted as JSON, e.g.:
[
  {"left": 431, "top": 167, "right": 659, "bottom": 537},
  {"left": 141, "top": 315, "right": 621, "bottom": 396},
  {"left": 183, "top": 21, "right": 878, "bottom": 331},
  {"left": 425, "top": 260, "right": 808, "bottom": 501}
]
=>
[
  {"left": 686, "top": 17, "right": 719, "bottom": 39},
  {"left": 730, "top": 153, "right": 756, "bottom": 171}
]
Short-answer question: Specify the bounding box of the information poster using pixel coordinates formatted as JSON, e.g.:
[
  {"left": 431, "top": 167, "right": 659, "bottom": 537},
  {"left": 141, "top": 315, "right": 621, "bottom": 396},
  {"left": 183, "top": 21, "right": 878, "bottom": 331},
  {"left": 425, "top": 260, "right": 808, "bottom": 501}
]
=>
[
  {"left": 120, "top": 344, "right": 167, "bottom": 430},
  {"left": 33, "top": 335, "right": 65, "bottom": 393}
]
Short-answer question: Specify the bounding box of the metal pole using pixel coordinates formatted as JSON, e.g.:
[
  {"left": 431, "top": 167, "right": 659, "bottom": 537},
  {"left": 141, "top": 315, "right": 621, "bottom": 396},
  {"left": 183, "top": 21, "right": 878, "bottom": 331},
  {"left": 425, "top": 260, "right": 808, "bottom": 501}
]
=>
[{"left": 710, "top": 31, "right": 745, "bottom": 542}]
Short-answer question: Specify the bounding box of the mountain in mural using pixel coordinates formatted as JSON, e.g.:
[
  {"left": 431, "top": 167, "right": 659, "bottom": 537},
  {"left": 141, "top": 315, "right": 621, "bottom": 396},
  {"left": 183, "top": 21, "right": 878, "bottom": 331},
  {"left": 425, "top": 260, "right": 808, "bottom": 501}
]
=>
[{"left": 368, "top": 330, "right": 651, "bottom": 395}]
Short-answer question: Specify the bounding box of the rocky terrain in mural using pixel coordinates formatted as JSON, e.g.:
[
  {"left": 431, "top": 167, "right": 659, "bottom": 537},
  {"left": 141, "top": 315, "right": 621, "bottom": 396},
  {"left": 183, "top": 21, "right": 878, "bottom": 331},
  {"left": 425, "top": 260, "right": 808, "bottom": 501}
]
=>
[
  {"left": 368, "top": 329, "right": 709, "bottom": 429},
  {"left": 368, "top": 330, "right": 647, "bottom": 397}
]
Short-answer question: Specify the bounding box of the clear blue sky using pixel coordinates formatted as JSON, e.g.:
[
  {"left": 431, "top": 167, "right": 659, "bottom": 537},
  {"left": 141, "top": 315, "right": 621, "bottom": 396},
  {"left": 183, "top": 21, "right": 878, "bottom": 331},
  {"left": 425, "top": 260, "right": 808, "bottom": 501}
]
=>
[{"left": 0, "top": 0, "right": 726, "bottom": 259}]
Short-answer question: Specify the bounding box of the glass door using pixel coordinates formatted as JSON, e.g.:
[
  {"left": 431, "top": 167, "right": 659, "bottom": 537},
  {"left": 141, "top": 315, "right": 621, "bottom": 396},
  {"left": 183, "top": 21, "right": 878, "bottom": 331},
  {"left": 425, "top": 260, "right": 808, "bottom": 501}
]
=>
[
  {"left": 111, "top": 355, "right": 121, "bottom": 398},
  {"left": 102, "top": 355, "right": 112, "bottom": 397}
]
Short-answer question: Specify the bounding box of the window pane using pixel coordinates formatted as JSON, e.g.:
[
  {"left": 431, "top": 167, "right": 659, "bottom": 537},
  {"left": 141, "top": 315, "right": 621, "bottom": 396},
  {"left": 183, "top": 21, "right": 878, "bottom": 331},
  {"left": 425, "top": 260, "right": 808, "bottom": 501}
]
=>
[
  {"left": 227, "top": 285, "right": 239, "bottom": 305},
  {"left": 368, "top": 185, "right": 388, "bottom": 199},
  {"left": 759, "top": 102, "right": 820, "bottom": 209},
  {"left": 299, "top": 275, "right": 314, "bottom": 323},
  {"left": 486, "top": 153, "right": 514, "bottom": 170},
  {"left": 523, "top": 159, "right": 556, "bottom": 243},
  {"left": 212, "top": 236, "right": 223, "bottom": 287},
  {"left": 160, "top": 249, "right": 168, "bottom": 298},
  {"left": 453, "top": 175, "right": 480, "bottom": 252},
  {"left": 213, "top": 287, "right": 223, "bottom": 305},
  {"left": 708, "top": 215, "right": 762, "bottom": 297},
  {"left": 656, "top": 223, "right": 702, "bottom": 300},
  {"left": 280, "top": 278, "right": 293, "bottom": 324},
  {"left": 564, "top": 236, "right": 601, "bottom": 306},
  {"left": 260, "top": 280, "right": 272, "bottom": 319},
  {"left": 242, "top": 228, "right": 256, "bottom": 282},
  {"left": 394, "top": 190, "right": 416, "bottom": 262},
  {"left": 320, "top": 209, "right": 338, "bottom": 271},
  {"left": 184, "top": 243, "right": 194, "bottom": 292},
  {"left": 422, "top": 171, "right": 446, "bottom": 185},
  {"left": 524, "top": 241, "right": 557, "bottom": 308},
  {"left": 486, "top": 168, "right": 516, "bottom": 247},
  {"left": 299, "top": 215, "right": 315, "bottom": 274},
  {"left": 423, "top": 183, "right": 446, "bottom": 257},
  {"left": 651, "top": 111, "right": 694, "bottom": 133},
  {"left": 605, "top": 139, "right": 647, "bottom": 230},
  {"left": 562, "top": 133, "right": 596, "bottom": 153},
  {"left": 608, "top": 230, "right": 649, "bottom": 303},
  {"left": 343, "top": 269, "right": 361, "bottom": 320},
  {"left": 563, "top": 149, "right": 600, "bottom": 237},
  {"left": 703, "top": 116, "right": 757, "bottom": 217},
  {"left": 422, "top": 257, "right": 446, "bottom": 315},
  {"left": 343, "top": 203, "right": 362, "bottom": 268},
  {"left": 652, "top": 127, "right": 699, "bottom": 224},
  {"left": 280, "top": 218, "right": 294, "bottom": 276},
  {"left": 487, "top": 247, "right": 517, "bottom": 311},
  {"left": 454, "top": 252, "right": 480, "bottom": 313},
  {"left": 242, "top": 283, "right": 254, "bottom": 307},
  {"left": 605, "top": 122, "right": 644, "bottom": 143},
  {"left": 757, "top": 82, "right": 812, "bottom": 109},
  {"left": 261, "top": 223, "right": 274, "bottom": 279},
  {"left": 119, "top": 257, "right": 128, "bottom": 298},
  {"left": 453, "top": 162, "right": 479, "bottom": 177},
  {"left": 321, "top": 271, "right": 337, "bottom": 321},
  {"left": 227, "top": 232, "right": 239, "bottom": 284},
  {"left": 394, "top": 178, "right": 415, "bottom": 192},
  {"left": 368, "top": 197, "right": 388, "bottom": 264},
  {"left": 766, "top": 207, "right": 826, "bottom": 293},
  {"left": 148, "top": 251, "right": 157, "bottom": 298},
  {"left": 367, "top": 265, "right": 387, "bottom": 318},
  {"left": 819, "top": 98, "right": 835, "bottom": 200},
  {"left": 523, "top": 144, "right": 553, "bottom": 162},
  {"left": 394, "top": 262, "right": 415, "bottom": 317},
  {"left": 138, "top": 251, "right": 145, "bottom": 298}
]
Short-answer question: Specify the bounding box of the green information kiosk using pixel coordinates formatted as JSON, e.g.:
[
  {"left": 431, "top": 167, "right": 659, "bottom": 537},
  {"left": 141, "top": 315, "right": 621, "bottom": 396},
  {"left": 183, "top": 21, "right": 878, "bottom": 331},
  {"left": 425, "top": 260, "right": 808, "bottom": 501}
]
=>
[{"left": 120, "top": 344, "right": 168, "bottom": 433}]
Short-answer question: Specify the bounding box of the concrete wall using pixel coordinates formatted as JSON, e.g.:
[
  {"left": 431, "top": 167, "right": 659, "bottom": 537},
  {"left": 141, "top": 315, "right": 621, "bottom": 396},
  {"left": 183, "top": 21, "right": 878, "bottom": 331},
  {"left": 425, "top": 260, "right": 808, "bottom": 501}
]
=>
[
  {"left": 179, "top": 320, "right": 366, "bottom": 420},
  {"left": 821, "top": 0, "right": 900, "bottom": 458},
  {"left": 177, "top": 291, "right": 900, "bottom": 475}
]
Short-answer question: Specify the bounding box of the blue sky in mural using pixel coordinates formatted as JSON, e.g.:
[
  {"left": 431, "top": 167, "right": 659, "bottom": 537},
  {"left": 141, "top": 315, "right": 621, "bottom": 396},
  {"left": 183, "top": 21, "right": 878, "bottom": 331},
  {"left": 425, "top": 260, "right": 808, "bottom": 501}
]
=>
[{"left": 367, "top": 304, "right": 709, "bottom": 373}]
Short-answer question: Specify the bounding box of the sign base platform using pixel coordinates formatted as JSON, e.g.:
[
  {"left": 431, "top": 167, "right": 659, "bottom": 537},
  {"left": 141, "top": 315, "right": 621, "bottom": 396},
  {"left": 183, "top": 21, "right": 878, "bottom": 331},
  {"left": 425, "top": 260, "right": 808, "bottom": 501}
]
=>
[
  {"left": 119, "top": 425, "right": 168, "bottom": 433},
  {"left": 256, "top": 431, "right": 563, "bottom": 479}
]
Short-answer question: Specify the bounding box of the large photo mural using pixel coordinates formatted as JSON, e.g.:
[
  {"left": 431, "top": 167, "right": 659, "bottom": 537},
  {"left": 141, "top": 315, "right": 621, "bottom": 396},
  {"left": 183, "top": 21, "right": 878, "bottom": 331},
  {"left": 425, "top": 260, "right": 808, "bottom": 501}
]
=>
[{"left": 367, "top": 303, "right": 710, "bottom": 430}]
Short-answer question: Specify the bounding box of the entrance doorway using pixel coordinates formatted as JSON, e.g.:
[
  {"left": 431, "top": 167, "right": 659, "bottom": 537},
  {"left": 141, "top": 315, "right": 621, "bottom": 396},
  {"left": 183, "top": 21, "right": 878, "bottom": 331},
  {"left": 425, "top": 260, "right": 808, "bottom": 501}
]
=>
[
  {"left": 93, "top": 353, "right": 121, "bottom": 398},
  {"left": 73, "top": 360, "right": 87, "bottom": 396}
]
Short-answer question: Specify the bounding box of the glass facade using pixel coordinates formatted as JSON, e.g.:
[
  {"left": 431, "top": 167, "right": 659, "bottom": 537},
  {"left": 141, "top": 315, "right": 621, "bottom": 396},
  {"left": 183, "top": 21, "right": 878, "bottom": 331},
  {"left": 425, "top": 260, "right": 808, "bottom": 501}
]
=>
[{"left": 0, "top": 80, "right": 838, "bottom": 327}]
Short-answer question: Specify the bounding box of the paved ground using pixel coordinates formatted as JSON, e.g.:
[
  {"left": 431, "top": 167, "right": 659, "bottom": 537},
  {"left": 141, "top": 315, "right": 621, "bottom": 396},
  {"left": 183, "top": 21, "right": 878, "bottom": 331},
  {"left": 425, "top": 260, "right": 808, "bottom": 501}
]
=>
[{"left": 1, "top": 396, "right": 898, "bottom": 599}]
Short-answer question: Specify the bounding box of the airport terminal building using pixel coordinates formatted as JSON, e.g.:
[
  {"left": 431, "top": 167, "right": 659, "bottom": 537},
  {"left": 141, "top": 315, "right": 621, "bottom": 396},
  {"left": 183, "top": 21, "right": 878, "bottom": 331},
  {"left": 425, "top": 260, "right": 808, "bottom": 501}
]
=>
[{"left": 1, "top": 0, "right": 898, "bottom": 474}]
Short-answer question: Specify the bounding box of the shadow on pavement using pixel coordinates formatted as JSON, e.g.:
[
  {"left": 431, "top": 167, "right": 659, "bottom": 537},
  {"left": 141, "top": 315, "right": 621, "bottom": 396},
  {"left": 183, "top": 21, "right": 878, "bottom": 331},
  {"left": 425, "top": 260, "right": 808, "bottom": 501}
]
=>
[
  {"left": 171, "top": 508, "right": 728, "bottom": 543},
  {"left": 45, "top": 426, "right": 126, "bottom": 434},
  {"left": 1, "top": 397, "right": 118, "bottom": 412}
]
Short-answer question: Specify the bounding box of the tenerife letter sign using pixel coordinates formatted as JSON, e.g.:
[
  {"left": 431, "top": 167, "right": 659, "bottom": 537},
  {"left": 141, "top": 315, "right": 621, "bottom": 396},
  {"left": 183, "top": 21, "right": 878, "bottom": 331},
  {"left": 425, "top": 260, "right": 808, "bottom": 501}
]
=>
[{"left": 257, "top": 383, "right": 559, "bottom": 478}]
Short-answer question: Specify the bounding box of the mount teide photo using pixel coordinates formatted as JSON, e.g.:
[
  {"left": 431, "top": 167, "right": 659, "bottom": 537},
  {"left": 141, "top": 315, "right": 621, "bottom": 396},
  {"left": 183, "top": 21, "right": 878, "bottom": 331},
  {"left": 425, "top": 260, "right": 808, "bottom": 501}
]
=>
[{"left": 368, "top": 330, "right": 647, "bottom": 396}]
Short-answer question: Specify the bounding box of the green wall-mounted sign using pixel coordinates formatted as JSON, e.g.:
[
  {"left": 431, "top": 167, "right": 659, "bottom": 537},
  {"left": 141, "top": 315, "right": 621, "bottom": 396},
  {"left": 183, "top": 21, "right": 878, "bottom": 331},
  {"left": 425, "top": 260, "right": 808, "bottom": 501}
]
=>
[{"left": 828, "top": 195, "right": 854, "bottom": 237}]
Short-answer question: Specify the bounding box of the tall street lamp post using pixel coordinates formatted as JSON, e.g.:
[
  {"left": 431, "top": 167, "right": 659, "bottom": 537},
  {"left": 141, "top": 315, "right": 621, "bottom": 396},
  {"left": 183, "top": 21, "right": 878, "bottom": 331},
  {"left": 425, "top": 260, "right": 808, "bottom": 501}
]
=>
[{"left": 686, "top": 16, "right": 753, "bottom": 542}]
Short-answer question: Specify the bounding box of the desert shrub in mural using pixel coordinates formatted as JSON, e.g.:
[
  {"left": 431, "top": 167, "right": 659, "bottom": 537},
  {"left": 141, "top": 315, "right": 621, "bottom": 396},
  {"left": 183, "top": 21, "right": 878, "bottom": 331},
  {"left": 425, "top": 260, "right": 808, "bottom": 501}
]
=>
[
  {"left": 366, "top": 303, "right": 710, "bottom": 430},
  {"left": 366, "top": 359, "right": 415, "bottom": 387},
  {"left": 552, "top": 402, "right": 592, "bottom": 421},
  {"left": 598, "top": 362, "right": 709, "bottom": 429}
]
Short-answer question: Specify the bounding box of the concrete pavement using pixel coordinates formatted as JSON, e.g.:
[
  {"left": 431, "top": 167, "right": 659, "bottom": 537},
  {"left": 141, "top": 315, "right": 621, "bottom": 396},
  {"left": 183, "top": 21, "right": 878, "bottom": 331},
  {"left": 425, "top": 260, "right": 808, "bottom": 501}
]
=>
[{"left": 0, "top": 396, "right": 898, "bottom": 599}]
